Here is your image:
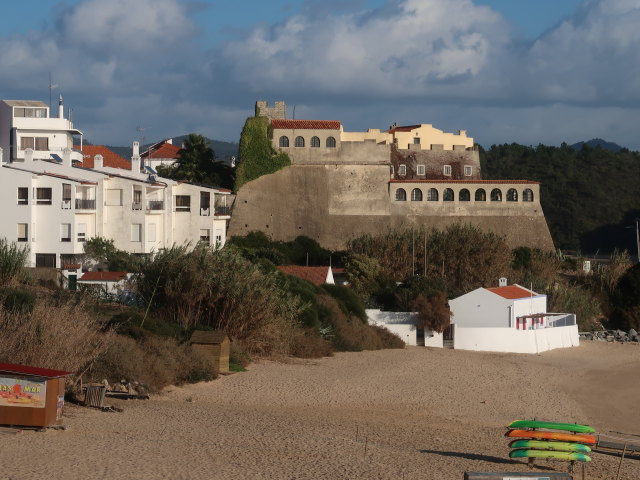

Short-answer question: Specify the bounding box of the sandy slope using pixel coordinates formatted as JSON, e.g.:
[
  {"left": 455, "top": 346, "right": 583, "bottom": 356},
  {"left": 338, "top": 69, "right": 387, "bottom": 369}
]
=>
[{"left": 1, "top": 342, "right": 639, "bottom": 479}]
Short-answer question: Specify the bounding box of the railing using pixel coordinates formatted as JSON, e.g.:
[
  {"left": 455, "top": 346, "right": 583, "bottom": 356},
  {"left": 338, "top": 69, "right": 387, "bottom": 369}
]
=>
[
  {"left": 215, "top": 206, "right": 231, "bottom": 216},
  {"left": 147, "top": 200, "right": 164, "bottom": 211},
  {"left": 132, "top": 202, "right": 143, "bottom": 211},
  {"left": 61, "top": 200, "right": 71, "bottom": 209},
  {"left": 200, "top": 207, "right": 210, "bottom": 217},
  {"left": 75, "top": 199, "right": 96, "bottom": 210}
]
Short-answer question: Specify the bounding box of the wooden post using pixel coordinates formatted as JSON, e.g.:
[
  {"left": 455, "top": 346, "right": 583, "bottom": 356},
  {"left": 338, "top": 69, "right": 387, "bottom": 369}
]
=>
[
  {"left": 356, "top": 425, "right": 359, "bottom": 442},
  {"left": 581, "top": 462, "right": 586, "bottom": 480},
  {"left": 364, "top": 437, "right": 368, "bottom": 458},
  {"left": 615, "top": 443, "right": 628, "bottom": 480}
]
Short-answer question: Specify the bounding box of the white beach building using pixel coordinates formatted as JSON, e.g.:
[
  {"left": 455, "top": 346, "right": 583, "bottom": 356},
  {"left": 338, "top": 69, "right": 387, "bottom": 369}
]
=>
[
  {"left": 0, "top": 98, "right": 231, "bottom": 268},
  {"left": 448, "top": 284, "right": 579, "bottom": 354},
  {"left": 366, "top": 310, "right": 444, "bottom": 347}
]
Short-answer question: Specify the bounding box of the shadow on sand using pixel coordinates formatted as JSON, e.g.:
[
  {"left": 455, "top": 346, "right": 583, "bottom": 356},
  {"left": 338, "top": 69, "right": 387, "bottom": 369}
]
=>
[{"left": 417, "top": 449, "right": 555, "bottom": 471}]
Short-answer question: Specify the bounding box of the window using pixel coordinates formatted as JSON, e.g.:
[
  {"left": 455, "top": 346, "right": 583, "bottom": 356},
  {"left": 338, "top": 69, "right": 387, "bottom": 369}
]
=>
[
  {"left": 417, "top": 165, "right": 425, "bottom": 176},
  {"left": 36, "top": 187, "right": 52, "bottom": 205},
  {"left": 326, "top": 137, "right": 336, "bottom": 148},
  {"left": 443, "top": 188, "right": 454, "bottom": 201},
  {"left": 507, "top": 188, "right": 518, "bottom": 202},
  {"left": 60, "top": 223, "right": 71, "bottom": 242},
  {"left": 523, "top": 188, "right": 534, "bottom": 202},
  {"left": 279, "top": 136, "right": 289, "bottom": 147},
  {"left": 413, "top": 137, "right": 420, "bottom": 145},
  {"left": 490, "top": 188, "right": 502, "bottom": 202},
  {"left": 390, "top": 165, "right": 394, "bottom": 177},
  {"left": 20, "top": 137, "right": 34, "bottom": 150},
  {"left": 398, "top": 164, "right": 406, "bottom": 175},
  {"left": 77, "top": 223, "right": 86, "bottom": 243},
  {"left": 395, "top": 188, "right": 407, "bottom": 201},
  {"left": 175, "top": 195, "right": 191, "bottom": 212},
  {"left": 475, "top": 188, "right": 486, "bottom": 201},
  {"left": 133, "top": 188, "right": 142, "bottom": 210},
  {"left": 35, "top": 137, "right": 48, "bottom": 151},
  {"left": 35, "top": 254, "right": 56, "bottom": 268},
  {"left": 310, "top": 136, "right": 320, "bottom": 147},
  {"left": 61, "top": 184, "right": 71, "bottom": 209},
  {"left": 411, "top": 188, "right": 423, "bottom": 201},
  {"left": 17, "top": 223, "right": 28, "bottom": 242},
  {"left": 294, "top": 136, "right": 305, "bottom": 147},
  {"left": 131, "top": 224, "right": 142, "bottom": 242},
  {"left": 215, "top": 229, "right": 223, "bottom": 245},
  {"left": 464, "top": 166, "right": 473, "bottom": 176},
  {"left": 17, "top": 187, "right": 28, "bottom": 205},
  {"left": 200, "top": 229, "right": 211, "bottom": 244},
  {"left": 14, "top": 107, "right": 46, "bottom": 118},
  {"left": 106, "top": 189, "right": 123, "bottom": 206},
  {"left": 459, "top": 189, "right": 470, "bottom": 202},
  {"left": 147, "top": 223, "right": 157, "bottom": 242},
  {"left": 427, "top": 188, "right": 439, "bottom": 201},
  {"left": 443, "top": 165, "right": 452, "bottom": 176},
  {"left": 200, "top": 191, "right": 211, "bottom": 216}
]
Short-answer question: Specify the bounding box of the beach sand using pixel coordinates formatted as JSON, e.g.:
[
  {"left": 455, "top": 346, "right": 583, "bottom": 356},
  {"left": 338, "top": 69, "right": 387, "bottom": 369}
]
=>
[{"left": 1, "top": 341, "right": 639, "bottom": 479}]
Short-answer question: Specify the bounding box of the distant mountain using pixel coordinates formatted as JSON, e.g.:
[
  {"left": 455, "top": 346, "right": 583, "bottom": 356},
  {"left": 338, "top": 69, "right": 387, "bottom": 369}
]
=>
[
  {"left": 100, "top": 135, "right": 239, "bottom": 166},
  {"left": 571, "top": 138, "right": 625, "bottom": 152}
]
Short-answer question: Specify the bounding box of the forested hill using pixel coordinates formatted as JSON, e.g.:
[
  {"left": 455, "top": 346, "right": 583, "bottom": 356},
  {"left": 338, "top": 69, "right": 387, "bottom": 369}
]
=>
[{"left": 480, "top": 143, "right": 640, "bottom": 253}]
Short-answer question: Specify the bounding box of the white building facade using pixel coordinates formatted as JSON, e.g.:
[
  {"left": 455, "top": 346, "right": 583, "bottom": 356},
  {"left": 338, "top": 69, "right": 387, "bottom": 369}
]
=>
[{"left": 0, "top": 99, "right": 231, "bottom": 268}]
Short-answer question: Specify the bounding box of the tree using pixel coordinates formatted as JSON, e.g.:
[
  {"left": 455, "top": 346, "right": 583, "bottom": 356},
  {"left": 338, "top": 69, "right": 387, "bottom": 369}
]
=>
[
  {"left": 411, "top": 292, "right": 452, "bottom": 333},
  {"left": 162, "top": 133, "right": 234, "bottom": 189}
]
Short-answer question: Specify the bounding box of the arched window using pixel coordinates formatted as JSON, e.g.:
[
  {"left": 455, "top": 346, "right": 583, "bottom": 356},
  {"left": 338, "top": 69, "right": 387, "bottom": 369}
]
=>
[
  {"left": 459, "top": 189, "right": 470, "bottom": 202},
  {"left": 443, "top": 188, "right": 454, "bottom": 202},
  {"left": 395, "top": 188, "right": 407, "bottom": 201},
  {"left": 326, "top": 136, "right": 336, "bottom": 148},
  {"left": 427, "top": 188, "right": 439, "bottom": 201},
  {"left": 310, "top": 136, "right": 320, "bottom": 147},
  {"left": 411, "top": 188, "right": 423, "bottom": 201},
  {"left": 279, "top": 136, "right": 289, "bottom": 147},
  {"left": 475, "top": 188, "right": 486, "bottom": 201},
  {"left": 523, "top": 189, "right": 534, "bottom": 202},
  {"left": 295, "top": 136, "right": 305, "bottom": 147},
  {"left": 490, "top": 188, "right": 502, "bottom": 201},
  {"left": 507, "top": 188, "right": 518, "bottom": 202}
]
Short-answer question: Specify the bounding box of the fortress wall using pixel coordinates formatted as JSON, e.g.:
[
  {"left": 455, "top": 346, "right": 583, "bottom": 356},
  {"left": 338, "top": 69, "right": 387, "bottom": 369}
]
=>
[
  {"left": 392, "top": 147, "right": 481, "bottom": 180},
  {"left": 228, "top": 164, "right": 555, "bottom": 251},
  {"left": 276, "top": 139, "right": 390, "bottom": 164}
]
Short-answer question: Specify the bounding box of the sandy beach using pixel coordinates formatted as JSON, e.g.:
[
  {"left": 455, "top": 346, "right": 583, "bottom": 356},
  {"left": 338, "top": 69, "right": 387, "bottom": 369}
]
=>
[{"left": 1, "top": 341, "right": 639, "bottom": 479}]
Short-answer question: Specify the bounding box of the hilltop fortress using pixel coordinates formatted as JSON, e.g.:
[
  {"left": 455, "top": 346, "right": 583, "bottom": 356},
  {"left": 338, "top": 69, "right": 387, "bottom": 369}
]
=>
[{"left": 228, "top": 101, "right": 554, "bottom": 251}]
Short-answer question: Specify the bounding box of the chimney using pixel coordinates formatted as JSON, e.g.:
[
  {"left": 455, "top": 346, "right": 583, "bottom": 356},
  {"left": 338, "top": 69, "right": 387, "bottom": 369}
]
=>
[
  {"left": 58, "top": 95, "right": 64, "bottom": 119},
  {"left": 131, "top": 155, "right": 141, "bottom": 173},
  {"left": 94, "top": 154, "right": 103, "bottom": 169},
  {"left": 499, "top": 277, "right": 507, "bottom": 287},
  {"left": 62, "top": 147, "right": 72, "bottom": 167},
  {"left": 0, "top": 147, "right": 3, "bottom": 164},
  {"left": 132, "top": 141, "right": 140, "bottom": 157},
  {"left": 166, "top": 138, "right": 172, "bottom": 145}
]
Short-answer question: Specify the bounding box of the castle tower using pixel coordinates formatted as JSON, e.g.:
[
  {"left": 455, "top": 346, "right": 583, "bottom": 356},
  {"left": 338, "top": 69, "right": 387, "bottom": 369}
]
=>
[{"left": 255, "top": 100, "right": 286, "bottom": 120}]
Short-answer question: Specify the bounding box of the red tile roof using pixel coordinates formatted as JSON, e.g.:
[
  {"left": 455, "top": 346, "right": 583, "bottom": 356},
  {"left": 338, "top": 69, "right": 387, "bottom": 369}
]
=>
[
  {"left": 144, "top": 142, "right": 181, "bottom": 159},
  {"left": 62, "top": 264, "right": 81, "bottom": 270},
  {"left": 79, "top": 271, "right": 128, "bottom": 282},
  {"left": 390, "top": 180, "right": 539, "bottom": 184},
  {"left": 75, "top": 145, "right": 131, "bottom": 170},
  {"left": 0, "top": 362, "right": 74, "bottom": 378},
  {"left": 487, "top": 285, "right": 538, "bottom": 299},
  {"left": 278, "top": 266, "right": 331, "bottom": 286},
  {"left": 271, "top": 119, "right": 341, "bottom": 130}
]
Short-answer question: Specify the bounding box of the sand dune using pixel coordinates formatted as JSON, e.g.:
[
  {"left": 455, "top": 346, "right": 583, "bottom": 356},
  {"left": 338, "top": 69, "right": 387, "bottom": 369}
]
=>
[{"left": 1, "top": 342, "right": 639, "bottom": 479}]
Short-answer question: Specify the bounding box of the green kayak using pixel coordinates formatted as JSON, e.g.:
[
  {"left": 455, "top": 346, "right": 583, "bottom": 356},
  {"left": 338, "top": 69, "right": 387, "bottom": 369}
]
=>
[
  {"left": 509, "top": 439, "right": 592, "bottom": 453},
  {"left": 508, "top": 420, "right": 595, "bottom": 434},
  {"left": 510, "top": 449, "right": 591, "bottom": 462}
]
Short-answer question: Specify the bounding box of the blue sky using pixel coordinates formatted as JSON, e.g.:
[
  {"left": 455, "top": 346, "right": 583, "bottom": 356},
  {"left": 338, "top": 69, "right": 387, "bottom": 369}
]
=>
[{"left": 1, "top": 0, "right": 638, "bottom": 149}]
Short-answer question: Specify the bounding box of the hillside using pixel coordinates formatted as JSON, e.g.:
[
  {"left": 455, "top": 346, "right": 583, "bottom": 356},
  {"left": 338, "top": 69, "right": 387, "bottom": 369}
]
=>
[
  {"left": 481, "top": 142, "right": 640, "bottom": 253},
  {"left": 571, "top": 138, "right": 624, "bottom": 153}
]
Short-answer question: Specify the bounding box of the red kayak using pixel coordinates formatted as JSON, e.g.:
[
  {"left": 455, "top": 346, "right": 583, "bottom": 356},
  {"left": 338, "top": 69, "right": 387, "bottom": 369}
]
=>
[{"left": 505, "top": 429, "right": 596, "bottom": 445}]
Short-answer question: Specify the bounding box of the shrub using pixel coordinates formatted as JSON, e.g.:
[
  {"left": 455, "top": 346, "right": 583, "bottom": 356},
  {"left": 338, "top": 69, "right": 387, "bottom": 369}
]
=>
[
  {"left": 0, "top": 287, "right": 36, "bottom": 314},
  {"left": 230, "top": 340, "right": 251, "bottom": 368},
  {"left": 547, "top": 283, "right": 601, "bottom": 331},
  {"left": 290, "top": 328, "right": 334, "bottom": 358},
  {"left": 369, "top": 325, "right": 405, "bottom": 349},
  {"left": 0, "top": 238, "right": 29, "bottom": 286},
  {"left": 318, "top": 294, "right": 382, "bottom": 352},
  {"left": 321, "top": 284, "right": 367, "bottom": 322},
  {"left": 411, "top": 292, "right": 452, "bottom": 333}
]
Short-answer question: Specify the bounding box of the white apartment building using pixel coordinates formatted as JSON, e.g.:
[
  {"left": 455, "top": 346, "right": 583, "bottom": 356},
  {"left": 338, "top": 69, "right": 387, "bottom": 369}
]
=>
[{"left": 0, "top": 98, "right": 231, "bottom": 268}]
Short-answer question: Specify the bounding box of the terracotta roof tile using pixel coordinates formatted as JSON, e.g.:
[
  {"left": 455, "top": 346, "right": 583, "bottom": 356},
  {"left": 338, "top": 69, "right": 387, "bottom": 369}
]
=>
[
  {"left": 63, "top": 264, "right": 81, "bottom": 270},
  {"left": 0, "top": 362, "right": 74, "bottom": 378},
  {"left": 271, "top": 119, "right": 341, "bottom": 130},
  {"left": 278, "top": 266, "right": 330, "bottom": 286},
  {"left": 75, "top": 145, "right": 131, "bottom": 170},
  {"left": 487, "top": 285, "right": 538, "bottom": 299},
  {"left": 144, "top": 142, "right": 181, "bottom": 159},
  {"left": 79, "top": 271, "right": 128, "bottom": 282}
]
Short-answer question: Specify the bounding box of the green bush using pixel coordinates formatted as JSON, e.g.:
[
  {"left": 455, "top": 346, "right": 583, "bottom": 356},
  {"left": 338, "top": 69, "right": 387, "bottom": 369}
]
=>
[
  {"left": 370, "top": 325, "right": 405, "bottom": 349},
  {"left": 0, "top": 287, "right": 36, "bottom": 314},
  {"left": 322, "top": 284, "right": 367, "bottom": 322},
  {"left": 290, "top": 328, "right": 334, "bottom": 358},
  {"left": 318, "top": 294, "right": 382, "bottom": 352},
  {"left": 0, "top": 238, "right": 29, "bottom": 286},
  {"left": 235, "top": 116, "right": 291, "bottom": 189}
]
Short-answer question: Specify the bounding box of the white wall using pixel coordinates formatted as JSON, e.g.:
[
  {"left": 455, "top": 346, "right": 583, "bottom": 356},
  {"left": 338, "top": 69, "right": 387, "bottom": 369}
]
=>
[
  {"left": 366, "top": 309, "right": 443, "bottom": 347},
  {"left": 453, "top": 324, "right": 579, "bottom": 354}
]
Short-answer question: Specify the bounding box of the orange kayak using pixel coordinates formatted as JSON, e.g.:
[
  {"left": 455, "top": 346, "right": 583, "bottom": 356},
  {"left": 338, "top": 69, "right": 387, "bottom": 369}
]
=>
[{"left": 505, "top": 429, "right": 596, "bottom": 445}]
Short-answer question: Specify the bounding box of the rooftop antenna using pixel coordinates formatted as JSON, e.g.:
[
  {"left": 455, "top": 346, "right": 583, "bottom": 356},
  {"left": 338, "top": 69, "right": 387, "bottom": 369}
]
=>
[
  {"left": 292, "top": 105, "right": 296, "bottom": 120},
  {"left": 48, "top": 72, "right": 59, "bottom": 113},
  {"left": 136, "top": 126, "right": 150, "bottom": 162}
]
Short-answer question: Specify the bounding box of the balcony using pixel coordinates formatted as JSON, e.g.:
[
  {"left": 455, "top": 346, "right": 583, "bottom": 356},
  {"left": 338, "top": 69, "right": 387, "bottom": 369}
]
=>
[
  {"left": 132, "top": 202, "right": 143, "bottom": 211},
  {"left": 200, "top": 207, "right": 210, "bottom": 217},
  {"left": 61, "top": 200, "right": 72, "bottom": 210},
  {"left": 215, "top": 206, "right": 231, "bottom": 216},
  {"left": 147, "top": 200, "right": 164, "bottom": 211},
  {"left": 75, "top": 199, "right": 96, "bottom": 210}
]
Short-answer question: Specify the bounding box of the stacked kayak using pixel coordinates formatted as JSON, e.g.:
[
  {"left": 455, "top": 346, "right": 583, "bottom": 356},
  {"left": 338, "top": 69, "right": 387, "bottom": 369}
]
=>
[{"left": 505, "top": 420, "right": 596, "bottom": 463}]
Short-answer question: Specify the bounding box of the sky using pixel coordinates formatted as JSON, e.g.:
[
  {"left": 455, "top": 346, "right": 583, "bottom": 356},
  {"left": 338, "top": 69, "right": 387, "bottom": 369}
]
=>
[{"left": 1, "top": 0, "right": 638, "bottom": 150}]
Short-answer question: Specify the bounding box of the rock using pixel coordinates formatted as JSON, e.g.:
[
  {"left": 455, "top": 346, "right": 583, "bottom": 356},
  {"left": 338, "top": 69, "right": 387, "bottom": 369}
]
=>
[{"left": 629, "top": 328, "right": 637, "bottom": 337}]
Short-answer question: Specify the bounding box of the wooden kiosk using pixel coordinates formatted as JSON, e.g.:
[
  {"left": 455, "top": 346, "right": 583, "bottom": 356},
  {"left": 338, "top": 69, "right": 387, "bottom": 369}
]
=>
[
  {"left": 190, "top": 331, "right": 231, "bottom": 374},
  {"left": 0, "top": 363, "right": 73, "bottom": 428}
]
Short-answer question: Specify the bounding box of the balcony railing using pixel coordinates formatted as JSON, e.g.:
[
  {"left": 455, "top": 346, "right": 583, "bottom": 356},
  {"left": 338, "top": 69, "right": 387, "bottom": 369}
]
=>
[
  {"left": 132, "top": 202, "right": 143, "bottom": 211},
  {"left": 200, "top": 207, "right": 210, "bottom": 217},
  {"left": 75, "top": 199, "right": 96, "bottom": 210},
  {"left": 61, "top": 200, "right": 71, "bottom": 210},
  {"left": 147, "top": 200, "right": 164, "bottom": 211},
  {"left": 215, "top": 206, "right": 231, "bottom": 216}
]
